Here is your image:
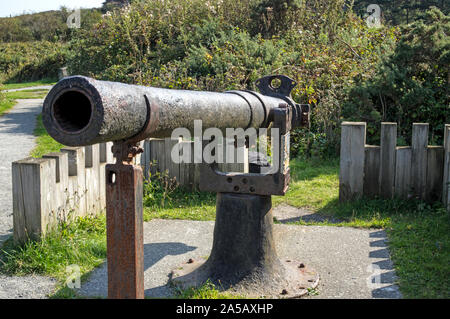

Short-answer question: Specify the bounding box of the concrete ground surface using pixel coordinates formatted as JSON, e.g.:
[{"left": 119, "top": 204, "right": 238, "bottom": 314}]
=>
[
  {"left": 0, "top": 99, "right": 43, "bottom": 246},
  {"left": 0, "top": 98, "right": 57, "bottom": 299},
  {"left": 78, "top": 219, "right": 402, "bottom": 299},
  {"left": 4, "top": 85, "right": 53, "bottom": 93}
]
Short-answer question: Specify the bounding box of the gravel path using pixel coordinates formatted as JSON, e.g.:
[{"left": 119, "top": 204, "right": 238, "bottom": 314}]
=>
[
  {"left": 0, "top": 98, "right": 57, "bottom": 299},
  {"left": 0, "top": 99, "right": 44, "bottom": 245}
]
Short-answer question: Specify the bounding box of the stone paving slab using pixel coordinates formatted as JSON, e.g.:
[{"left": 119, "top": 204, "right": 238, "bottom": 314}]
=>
[{"left": 78, "top": 219, "right": 402, "bottom": 299}]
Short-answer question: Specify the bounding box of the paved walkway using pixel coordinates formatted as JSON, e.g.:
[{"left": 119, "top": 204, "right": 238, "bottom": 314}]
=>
[
  {"left": 0, "top": 98, "right": 57, "bottom": 299},
  {"left": 4, "top": 85, "right": 53, "bottom": 93},
  {"left": 0, "top": 99, "right": 44, "bottom": 245},
  {"left": 79, "top": 219, "right": 402, "bottom": 299}
]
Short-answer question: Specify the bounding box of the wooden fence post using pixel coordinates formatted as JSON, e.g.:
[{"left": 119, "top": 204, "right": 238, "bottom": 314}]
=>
[
  {"left": 363, "top": 145, "right": 380, "bottom": 198},
  {"left": 339, "top": 122, "right": 366, "bottom": 202},
  {"left": 426, "top": 146, "right": 444, "bottom": 202},
  {"left": 60, "top": 147, "right": 87, "bottom": 216},
  {"left": 12, "top": 158, "right": 56, "bottom": 243},
  {"left": 379, "top": 123, "right": 397, "bottom": 199},
  {"left": 443, "top": 124, "right": 450, "bottom": 211},
  {"left": 85, "top": 144, "right": 101, "bottom": 215},
  {"left": 411, "top": 123, "right": 429, "bottom": 200},
  {"left": 100, "top": 142, "right": 114, "bottom": 209},
  {"left": 395, "top": 146, "right": 412, "bottom": 199}
]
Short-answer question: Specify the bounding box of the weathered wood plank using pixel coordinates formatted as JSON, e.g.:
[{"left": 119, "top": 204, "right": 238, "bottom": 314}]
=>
[
  {"left": 12, "top": 158, "right": 56, "bottom": 243},
  {"left": 339, "top": 122, "right": 366, "bottom": 202},
  {"left": 426, "top": 146, "right": 444, "bottom": 202},
  {"left": 84, "top": 144, "right": 100, "bottom": 215},
  {"left": 395, "top": 147, "right": 412, "bottom": 199},
  {"left": 43, "top": 152, "right": 70, "bottom": 221},
  {"left": 99, "top": 142, "right": 114, "bottom": 209},
  {"left": 411, "top": 123, "right": 429, "bottom": 200},
  {"left": 363, "top": 145, "right": 380, "bottom": 198},
  {"left": 148, "top": 139, "right": 157, "bottom": 177},
  {"left": 61, "top": 147, "right": 87, "bottom": 216},
  {"left": 379, "top": 123, "right": 397, "bottom": 199},
  {"left": 443, "top": 124, "right": 450, "bottom": 211},
  {"left": 142, "top": 139, "right": 150, "bottom": 180}
]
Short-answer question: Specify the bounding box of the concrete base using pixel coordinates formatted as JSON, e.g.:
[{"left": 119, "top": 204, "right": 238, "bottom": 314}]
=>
[
  {"left": 171, "top": 258, "right": 319, "bottom": 298},
  {"left": 169, "top": 193, "right": 320, "bottom": 298}
]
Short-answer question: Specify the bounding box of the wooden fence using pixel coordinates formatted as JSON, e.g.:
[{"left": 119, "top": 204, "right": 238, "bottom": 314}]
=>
[
  {"left": 12, "top": 138, "right": 248, "bottom": 243},
  {"left": 140, "top": 138, "right": 248, "bottom": 190},
  {"left": 339, "top": 122, "right": 450, "bottom": 212}
]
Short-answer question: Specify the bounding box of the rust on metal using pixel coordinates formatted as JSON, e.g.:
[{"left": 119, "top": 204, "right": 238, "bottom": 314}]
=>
[{"left": 106, "top": 142, "right": 144, "bottom": 299}]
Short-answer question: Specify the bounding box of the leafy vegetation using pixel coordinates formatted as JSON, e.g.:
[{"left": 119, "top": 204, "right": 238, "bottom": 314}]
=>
[
  {"left": 0, "top": 8, "right": 103, "bottom": 43},
  {"left": 343, "top": 7, "right": 450, "bottom": 145},
  {"left": 2, "top": 2, "right": 447, "bottom": 156},
  {"left": 0, "top": 41, "right": 68, "bottom": 83},
  {"left": 353, "top": 0, "right": 449, "bottom": 25}
]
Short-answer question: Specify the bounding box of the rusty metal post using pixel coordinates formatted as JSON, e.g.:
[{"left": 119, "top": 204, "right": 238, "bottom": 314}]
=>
[{"left": 105, "top": 142, "right": 144, "bottom": 299}]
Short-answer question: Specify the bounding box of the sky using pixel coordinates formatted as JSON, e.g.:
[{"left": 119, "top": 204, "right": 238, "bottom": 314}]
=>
[{"left": 0, "top": 0, "right": 105, "bottom": 18}]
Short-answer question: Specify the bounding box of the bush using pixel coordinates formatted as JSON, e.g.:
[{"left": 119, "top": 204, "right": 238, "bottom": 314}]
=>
[
  {"left": 0, "top": 9, "right": 103, "bottom": 43},
  {"left": 65, "top": 0, "right": 398, "bottom": 158},
  {"left": 343, "top": 7, "right": 450, "bottom": 145},
  {"left": 0, "top": 41, "right": 68, "bottom": 82}
]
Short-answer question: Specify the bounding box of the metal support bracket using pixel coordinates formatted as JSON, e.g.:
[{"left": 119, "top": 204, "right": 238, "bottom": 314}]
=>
[
  {"left": 105, "top": 141, "right": 145, "bottom": 299},
  {"left": 199, "top": 106, "right": 292, "bottom": 196}
]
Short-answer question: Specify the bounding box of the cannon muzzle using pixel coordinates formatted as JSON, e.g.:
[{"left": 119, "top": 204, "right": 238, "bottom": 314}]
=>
[{"left": 43, "top": 75, "right": 308, "bottom": 146}]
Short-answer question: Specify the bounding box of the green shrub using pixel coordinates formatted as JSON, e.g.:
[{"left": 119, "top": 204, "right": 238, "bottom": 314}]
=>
[
  {"left": 65, "top": 0, "right": 398, "bottom": 158},
  {"left": 343, "top": 7, "right": 450, "bottom": 145},
  {"left": 0, "top": 9, "right": 103, "bottom": 43},
  {"left": 0, "top": 41, "right": 68, "bottom": 82}
]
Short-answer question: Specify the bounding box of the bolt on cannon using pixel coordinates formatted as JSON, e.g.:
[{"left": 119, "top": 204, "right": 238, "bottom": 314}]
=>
[{"left": 43, "top": 74, "right": 316, "bottom": 298}]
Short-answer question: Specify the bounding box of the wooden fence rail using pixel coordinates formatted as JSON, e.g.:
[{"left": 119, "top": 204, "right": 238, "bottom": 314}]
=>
[{"left": 339, "top": 122, "right": 450, "bottom": 212}]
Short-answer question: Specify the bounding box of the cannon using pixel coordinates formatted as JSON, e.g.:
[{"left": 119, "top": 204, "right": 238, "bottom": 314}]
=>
[
  {"left": 43, "top": 74, "right": 317, "bottom": 299},
  {"left": 43, "top": 75, "right": 309, "bottom": 146}
]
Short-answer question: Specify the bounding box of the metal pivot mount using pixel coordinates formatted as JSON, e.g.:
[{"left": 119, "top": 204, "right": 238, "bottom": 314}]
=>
[
  {"left": 171, "top": 76, "right": 319, "bottom": 298},
  {"left": 105, "top": 141, "right": 145, "bottom": 299},
  {"left": 199, "top": 74, "right": 308, "bottom": 196}
]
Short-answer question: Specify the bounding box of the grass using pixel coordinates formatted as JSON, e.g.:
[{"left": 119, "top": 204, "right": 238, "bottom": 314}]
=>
[
  {"left": 30, "top": 114, "right": 64, "bottom": 157},
  {"left": 5, "top": 89, "right": 49, "bottom": 100},
  {"left": 2, "top": 79, "right": 56, "bottom": 90},
  {"left": 0, "top": 97, "right": 16, "bottom": 116},
  {"left": 0, "top": 215, "right": 107, "bottom": 295},
  {"left": 143, "top": 170, "right": 216, "bottom": 222},
  {"left": 172, "top": 280, "right": 243, "bottom": 299}
]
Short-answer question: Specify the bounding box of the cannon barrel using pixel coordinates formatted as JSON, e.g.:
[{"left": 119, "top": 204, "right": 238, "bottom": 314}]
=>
[{"left": 43, "top": 75, "right": 301, "bottom": 146}]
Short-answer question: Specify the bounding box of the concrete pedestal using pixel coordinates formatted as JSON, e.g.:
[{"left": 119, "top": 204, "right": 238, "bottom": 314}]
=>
[{"left": 171, "top": 193, "right": 319, "bottom": 298}]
